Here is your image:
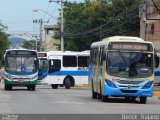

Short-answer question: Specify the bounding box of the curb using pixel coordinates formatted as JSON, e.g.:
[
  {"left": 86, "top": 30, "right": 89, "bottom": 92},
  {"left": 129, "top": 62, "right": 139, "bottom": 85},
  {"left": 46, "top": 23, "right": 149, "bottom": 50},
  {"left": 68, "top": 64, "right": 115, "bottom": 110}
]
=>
[
  {"left": 154, "top": 89, "right": 160, "bottom": 97},
  {"left": 74, "top": 85, "right": 89, "bottom": 89}
]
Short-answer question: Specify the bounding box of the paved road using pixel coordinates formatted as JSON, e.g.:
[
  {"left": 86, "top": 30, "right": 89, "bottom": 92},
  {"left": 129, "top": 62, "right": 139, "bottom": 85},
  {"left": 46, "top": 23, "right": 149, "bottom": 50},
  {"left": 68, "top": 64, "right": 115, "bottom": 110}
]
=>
[{"left": 0, "top": 82, "right": 160, "bottom": 114}]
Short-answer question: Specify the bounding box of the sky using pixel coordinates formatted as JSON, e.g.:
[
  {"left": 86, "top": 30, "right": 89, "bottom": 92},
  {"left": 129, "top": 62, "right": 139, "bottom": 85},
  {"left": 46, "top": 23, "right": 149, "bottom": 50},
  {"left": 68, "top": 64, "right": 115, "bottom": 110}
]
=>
[{"left": 0, "top": 0, "right": 83, "bottom": 40}]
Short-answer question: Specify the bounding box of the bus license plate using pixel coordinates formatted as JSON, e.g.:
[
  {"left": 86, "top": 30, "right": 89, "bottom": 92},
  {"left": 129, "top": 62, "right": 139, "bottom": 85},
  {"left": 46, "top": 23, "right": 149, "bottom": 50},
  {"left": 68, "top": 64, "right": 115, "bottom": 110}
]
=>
[{"left": 18, "top": 79, "right": 24, "bottom": 82}]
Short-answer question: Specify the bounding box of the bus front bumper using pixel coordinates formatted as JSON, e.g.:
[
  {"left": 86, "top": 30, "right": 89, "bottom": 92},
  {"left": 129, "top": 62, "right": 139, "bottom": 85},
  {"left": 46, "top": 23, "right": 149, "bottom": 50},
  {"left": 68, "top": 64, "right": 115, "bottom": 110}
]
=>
[
  {"left": 4, "top": 79, "right": 37, "bottom": 86},
  {"left": 103, "top": 85, "right": 153, "bottom": 97}
]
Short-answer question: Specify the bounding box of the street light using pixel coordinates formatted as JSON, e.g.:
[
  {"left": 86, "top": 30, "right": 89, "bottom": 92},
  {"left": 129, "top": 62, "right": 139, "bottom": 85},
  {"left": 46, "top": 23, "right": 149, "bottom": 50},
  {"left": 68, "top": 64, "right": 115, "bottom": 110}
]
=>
[
  {"left": 32, "top": 5, "right": 64, "bottom": 52},
  {"left": 32, "top": 9, "right": 58, "bottom": 20}
]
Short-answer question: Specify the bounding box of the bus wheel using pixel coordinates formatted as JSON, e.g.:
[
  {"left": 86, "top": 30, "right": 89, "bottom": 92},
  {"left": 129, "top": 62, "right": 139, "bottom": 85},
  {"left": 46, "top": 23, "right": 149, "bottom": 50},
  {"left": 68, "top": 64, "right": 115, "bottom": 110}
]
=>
[
  {"left": 131, "top": 97, "right": 136, "bottom": 102},
  {"left": 31, "top": 85, "right": 36, "bottom": 91},
  {"left": 64, "top": 78, "right": 71, "bottom": 89},
  {"left": 51, "top": 84, "right": 58, "bottom": 89},
  {"left": 27, "top": 85, "right": 35, "bottom": 91},
  {"left": 97, "top": 93, "right": 101, "bottom": 99},
  {"left": 92, "top": 81, "right": 97, "bottom": 99},
  {"left": 140, "top": 97, "right": 147, "bottom": 104},
  {"left": 125, "top": 97, "right": 130, "bottom": 101},
  {"left": 101, "top": 95, "right": 108, "bottom": 102},
  {"left": 5, "top": 85, "right": 12, "bottom": 90},
  {"left": 100, "top": 83, "right": 108, "bottom": 102},
  {"left": 92, "top": 90, "right": 97, "bottom": 99}
]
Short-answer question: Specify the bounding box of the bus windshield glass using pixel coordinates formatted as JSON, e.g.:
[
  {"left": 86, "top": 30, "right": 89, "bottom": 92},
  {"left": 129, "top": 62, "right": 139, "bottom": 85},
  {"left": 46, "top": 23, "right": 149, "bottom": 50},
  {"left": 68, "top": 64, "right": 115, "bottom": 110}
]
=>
[
  {"left": 106, "top": 51, "right": 153, "bottom": 78},
  {"left": 5, "top": 56, "right": 38, "bottom": 73}
]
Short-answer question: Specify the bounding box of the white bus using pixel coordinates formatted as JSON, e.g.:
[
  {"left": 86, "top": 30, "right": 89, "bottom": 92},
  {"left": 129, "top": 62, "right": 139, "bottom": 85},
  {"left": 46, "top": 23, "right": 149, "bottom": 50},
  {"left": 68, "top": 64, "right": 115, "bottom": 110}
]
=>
[
  {"left": 4, "top": 49, "right": 39, "bottom": 91},
  {"left": 41, "top": 51, "right": 90, "bottom": 89},
  {"left": 89, "top": 36, "right": 159, "bottom": 103}
]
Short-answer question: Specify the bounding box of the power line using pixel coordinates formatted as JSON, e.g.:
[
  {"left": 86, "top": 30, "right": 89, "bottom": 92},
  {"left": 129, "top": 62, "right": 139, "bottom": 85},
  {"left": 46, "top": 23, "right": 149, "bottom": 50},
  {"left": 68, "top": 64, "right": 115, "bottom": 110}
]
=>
[
  {"left": 42, "top": 3, "right": 51, "bottom": 19},
  {"left": 64, "top": 10, "right": 127, "bottom": 36}
]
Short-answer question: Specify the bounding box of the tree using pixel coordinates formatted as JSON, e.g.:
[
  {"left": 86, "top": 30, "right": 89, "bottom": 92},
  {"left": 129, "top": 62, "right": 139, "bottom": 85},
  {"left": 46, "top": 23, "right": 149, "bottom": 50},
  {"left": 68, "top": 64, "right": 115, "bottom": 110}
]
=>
[
  {"left": 22, "top": 40, "right": 41, "bottom": 51},
  {"left": 53, "top": 0, "right": 140, "bottom": 51},
  {"left": 0, "top": 22, "right": 10, "bottom": 67}
]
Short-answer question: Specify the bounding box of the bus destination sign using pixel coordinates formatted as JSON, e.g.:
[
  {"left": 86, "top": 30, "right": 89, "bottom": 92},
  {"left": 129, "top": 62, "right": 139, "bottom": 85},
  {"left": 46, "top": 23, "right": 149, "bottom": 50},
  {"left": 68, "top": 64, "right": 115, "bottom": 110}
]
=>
[
  {"left": 109, "top": 42, "right": 152, "bottom": 51},
  {"left": 38, "top": 53, "right": 47, "bottom": 57}
]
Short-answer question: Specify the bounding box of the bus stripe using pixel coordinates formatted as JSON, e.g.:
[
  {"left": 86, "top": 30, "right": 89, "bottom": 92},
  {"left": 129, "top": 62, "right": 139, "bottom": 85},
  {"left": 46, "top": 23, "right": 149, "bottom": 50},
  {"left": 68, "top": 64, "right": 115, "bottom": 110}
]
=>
[{"left": 48, "top": 71, "right": 89, "bottom": 76}]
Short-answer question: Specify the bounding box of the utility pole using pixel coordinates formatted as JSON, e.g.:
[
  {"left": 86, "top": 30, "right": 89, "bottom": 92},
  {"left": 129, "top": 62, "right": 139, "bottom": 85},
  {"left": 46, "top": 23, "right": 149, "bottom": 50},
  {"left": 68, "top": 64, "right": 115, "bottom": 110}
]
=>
[
  {"left": 33, "top": 19, "right": 49, "bottom": 51},
  {"left": 139, "top": 0, "right": 147, "bottom": 40},
  {"left": 49, "top": 0, "right": 64, "bottom": 51},
  {"left": 32, "top": 34, "right": 40, "bottom": 51}
]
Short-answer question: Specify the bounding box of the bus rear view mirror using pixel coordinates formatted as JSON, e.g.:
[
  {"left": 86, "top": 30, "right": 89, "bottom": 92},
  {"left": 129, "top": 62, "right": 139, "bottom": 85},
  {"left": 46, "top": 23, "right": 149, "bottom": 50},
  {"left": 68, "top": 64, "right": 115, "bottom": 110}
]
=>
[
  {"left": 34, "top": 59, "right": 39, "bottom": 66},
  {"left": 102, "top": 53, "right": 106, "bottom": 60},
  {"left": 155, "top": 55, "right": 159, "bottom": 68}
]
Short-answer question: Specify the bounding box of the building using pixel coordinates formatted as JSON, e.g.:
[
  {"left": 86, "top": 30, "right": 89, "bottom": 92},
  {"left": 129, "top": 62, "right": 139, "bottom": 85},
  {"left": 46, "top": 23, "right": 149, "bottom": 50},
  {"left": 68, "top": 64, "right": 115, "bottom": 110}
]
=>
[
  {"left": 42, "top": 25, "right": 60, "bottom": 51},
  {"left": 140, "top": 0, "right": 160, "bottom": 52}
]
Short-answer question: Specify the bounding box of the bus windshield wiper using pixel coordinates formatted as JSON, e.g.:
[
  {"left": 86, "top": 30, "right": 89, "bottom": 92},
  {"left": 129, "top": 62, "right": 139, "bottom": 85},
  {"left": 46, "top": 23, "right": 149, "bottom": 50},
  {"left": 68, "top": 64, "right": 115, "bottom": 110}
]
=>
[{"left": 118, "top": 50, "right": 128, "bottom": 71}]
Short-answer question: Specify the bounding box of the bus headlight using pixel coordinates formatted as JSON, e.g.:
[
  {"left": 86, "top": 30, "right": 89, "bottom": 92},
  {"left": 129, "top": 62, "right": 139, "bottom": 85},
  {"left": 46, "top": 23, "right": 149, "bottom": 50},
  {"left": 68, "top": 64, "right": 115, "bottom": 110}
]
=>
[
  {"left": 105, "top": 80, "right": 117, "bottom": 88},
  {"left": 141, "top": 81, "right": 153, "bottom": 89},
  {"left": 4, "top": 74, "right": 12, "bottom": 80},
  {"left": 31, "top": 75, "right": 38, "bottom": 80}
]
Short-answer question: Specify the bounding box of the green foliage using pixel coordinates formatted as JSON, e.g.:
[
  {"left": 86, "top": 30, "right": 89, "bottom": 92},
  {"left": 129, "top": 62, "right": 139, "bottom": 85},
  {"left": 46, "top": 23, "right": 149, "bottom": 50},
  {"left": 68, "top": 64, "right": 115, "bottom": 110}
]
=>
[
  {"left": 22, "top": 40, "right": 41, "bottom": 51},
  {"left": 54, "top": 0, "right": 140, "bottom": 51},
  {"left": 0, "top": 23, "right": 10, "bottom": 67}
]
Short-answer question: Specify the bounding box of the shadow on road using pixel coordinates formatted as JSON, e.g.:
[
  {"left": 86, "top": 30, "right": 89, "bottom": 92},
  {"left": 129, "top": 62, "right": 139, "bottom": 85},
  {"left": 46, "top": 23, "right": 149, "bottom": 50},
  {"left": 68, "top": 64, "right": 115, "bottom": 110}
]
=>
[{"left": 85, "top": 96, "right": 141, "bottom": 104}]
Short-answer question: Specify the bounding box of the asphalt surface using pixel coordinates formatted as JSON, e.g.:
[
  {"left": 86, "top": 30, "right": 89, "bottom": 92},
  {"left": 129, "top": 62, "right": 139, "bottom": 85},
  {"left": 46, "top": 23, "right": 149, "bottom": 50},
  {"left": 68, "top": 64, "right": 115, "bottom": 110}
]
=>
[{"left": 0, "top": 82, "right": 160, "bottom": 114}]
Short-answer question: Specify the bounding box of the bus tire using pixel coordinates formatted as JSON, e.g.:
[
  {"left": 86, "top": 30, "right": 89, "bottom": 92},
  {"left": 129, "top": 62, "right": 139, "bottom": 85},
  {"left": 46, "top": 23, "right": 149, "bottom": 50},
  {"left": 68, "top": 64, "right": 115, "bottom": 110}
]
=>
[
  {"left": 5, "top": 84, "right": 12, "bottom": 90},
  {"left": 140, "top": 97, "right": 147, "bottom": 104},
  {"left": 100, "top": 83, "right": 108, "bottom": 102},
  {"left": 51, "top": 84, "right": 58, "bottom": 89},
  {"left": 125, "top": 97, "right": 130, "bottom": 101},
  {"left": 64, "top": 78, "right": 71, "bottom": 89},
  {"left": 27, "top": 85, "right": 35, "bottom": 91},
  {"left": 27, "top": 86, "right": 31, "bottom": 90},
  {"left": 31, "top": 85, "right": 36, "bottom": 91},
  {"left": 101, "top": 95, "right": 108, "bottom": 102},
  {"left": 97, "top": 93, "right": 101, "bottom": 99},
  {"left": 131, "top": 97, "right": 136, "bottom": 101},
  {"left": 92, "top": 81, "right": 97, "bottom": 99}
]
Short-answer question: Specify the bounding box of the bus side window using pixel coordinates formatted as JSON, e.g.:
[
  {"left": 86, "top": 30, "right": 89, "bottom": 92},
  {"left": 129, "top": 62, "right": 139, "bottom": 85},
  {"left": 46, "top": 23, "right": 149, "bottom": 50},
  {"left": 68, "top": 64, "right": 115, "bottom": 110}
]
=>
[
  {"left": 49, "top": 59, "right": 61, "bottom": 73},
  {"left": 78, "top": 56, "right": 89, "bottom": 67},
  {"left": 63, "top": 56, "right": 77, "bottom": 67}
]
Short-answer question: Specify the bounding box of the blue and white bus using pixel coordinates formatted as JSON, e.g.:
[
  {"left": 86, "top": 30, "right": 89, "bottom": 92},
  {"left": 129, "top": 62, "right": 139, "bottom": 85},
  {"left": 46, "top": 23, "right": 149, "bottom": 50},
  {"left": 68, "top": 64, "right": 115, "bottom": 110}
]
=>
[
  {"left": 41, "top": 51, "right": 90, "bottom": 89},
  {"left": 37, "top": 52, "right": 49, "bottom": 83},
  {"left": 4, "top": 49, "right": 39, "bottom": 91},
  {"left": 89, "top": 36, "right": 159, "bottom": 104}
]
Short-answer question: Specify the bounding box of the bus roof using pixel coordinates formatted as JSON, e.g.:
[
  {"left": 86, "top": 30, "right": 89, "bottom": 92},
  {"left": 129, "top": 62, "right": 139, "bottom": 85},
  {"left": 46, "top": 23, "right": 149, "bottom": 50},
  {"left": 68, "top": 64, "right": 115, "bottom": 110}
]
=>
[
  {"left": 103, "top": 36, "right": 144, "bottom": 42},
  {"left": 6, "top": 49, "right": 37, "bottom": 52},
  {"left": 48, "top": 51, "right": 90, "bottom": 57},
  {"left": 91, "top": 36, "right": 153, "bottom": 48}
]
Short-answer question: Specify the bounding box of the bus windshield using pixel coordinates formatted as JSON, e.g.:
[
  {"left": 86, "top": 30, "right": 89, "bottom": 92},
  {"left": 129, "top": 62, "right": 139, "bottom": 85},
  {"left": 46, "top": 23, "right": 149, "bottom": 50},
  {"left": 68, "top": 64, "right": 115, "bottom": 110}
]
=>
[
  {"left": 107, "top": 51, "right": 153, "bottom": 78},
  {"left": 5, "top": 56, "right": 38, "bottom": 73}
]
